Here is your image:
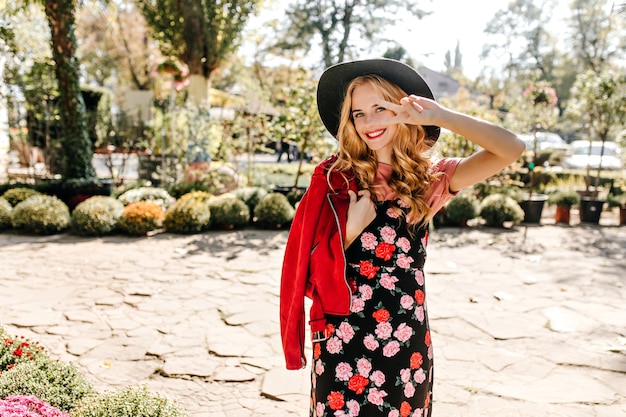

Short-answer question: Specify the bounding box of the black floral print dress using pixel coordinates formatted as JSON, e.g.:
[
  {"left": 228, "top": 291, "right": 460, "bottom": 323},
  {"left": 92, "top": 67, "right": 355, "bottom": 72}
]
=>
[{"left": 311, "top": 198, "right": 434, "bottom": 417}]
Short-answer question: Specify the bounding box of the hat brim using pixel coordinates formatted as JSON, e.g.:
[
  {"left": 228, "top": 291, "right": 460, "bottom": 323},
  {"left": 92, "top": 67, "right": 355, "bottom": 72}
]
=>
[{"left": 317, "top": 58, "right": 440, "bottom": 144}]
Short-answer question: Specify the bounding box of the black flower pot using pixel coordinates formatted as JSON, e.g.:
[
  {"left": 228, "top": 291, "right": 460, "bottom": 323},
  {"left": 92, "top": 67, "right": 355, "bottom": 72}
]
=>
[
  {"left": 579, "top": 198, "right": 604, "bottom": 224},
  {"left": 520, "top": 194, "right": 548, "bottom": 224}
]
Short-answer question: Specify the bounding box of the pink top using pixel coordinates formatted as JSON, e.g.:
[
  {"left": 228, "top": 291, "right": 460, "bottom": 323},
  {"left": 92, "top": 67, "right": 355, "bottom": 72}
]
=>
[{"left": 373, "top": 158, "right": 462, "bottom": 219}]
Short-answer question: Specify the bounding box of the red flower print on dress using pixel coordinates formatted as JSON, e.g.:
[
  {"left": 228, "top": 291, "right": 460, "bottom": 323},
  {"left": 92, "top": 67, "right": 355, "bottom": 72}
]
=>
[
  {"left": 414, "top": 289, "right": 425, "bottom": 305},
  {"left": 424, "top": 331, "right": 431, "bottom": 347},
  {"left": 375, "top": 242, "right": 395, "bottom": 261},
  {"left": 359, "top": 260, "right": 379, "bottom": 279},
  {"left": 400, "top": 401, "right": 412, "bottom": 417},
  {"left": 347, "top": 374, "right": 369, "bottom": 394},
  {"left": 372, "top": 308, "right": 390, "bottom": 322},
  {"left": 360, "top": 232, "right": 378, "bottom": 250},
  {"left": 327, "top": 391, "right": 345, "bottom": 410},
  {"left": 410, "top": 352, "right": 423, "bottom": 369},
  {"left": 313, "top": 342, "right": 321, "bottom": 359}
]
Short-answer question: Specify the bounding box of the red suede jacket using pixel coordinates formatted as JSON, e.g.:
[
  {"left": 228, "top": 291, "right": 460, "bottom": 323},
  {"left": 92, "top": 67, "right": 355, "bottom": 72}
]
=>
[{"left": 279, "top": 156, "right": 460, "bottom": 370}]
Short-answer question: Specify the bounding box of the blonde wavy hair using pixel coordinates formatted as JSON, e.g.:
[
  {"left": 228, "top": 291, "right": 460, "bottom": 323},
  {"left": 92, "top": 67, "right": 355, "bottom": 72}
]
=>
[{"left": 327, "top": 74, "right": 438, "bottom": 229}]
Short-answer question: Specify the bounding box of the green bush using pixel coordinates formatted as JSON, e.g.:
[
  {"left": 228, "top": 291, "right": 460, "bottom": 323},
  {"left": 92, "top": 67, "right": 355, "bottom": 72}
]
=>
[
  {"left": 548, "top": 190, "right": 580, "bottom": 208},
  {"left": 73, "top": 385, "right": 188, "bottom": 417},
  {"left": 1, "top": 327, "right": 48, "bottom": 374},
  {"left": 164, "top": 197, "right": 211, "bottom": 234},
  {"left": 207, "top": 194, "right": 250, "bottom": 229},
  {"left": 253, "top": 192, "right": 295, "bottom": 228},
  {"left": 11, "top": 195, "right": 70, "bottom": 235},
  {"left": 479, "top": 193, "right": 524, "bottom": 227},
  {"left": 444, "top": 193, "right": 478, "bottom": 225},
  {"left": 71, "top": 196, "right": 124, "bottom": 236},
  {"left": 167, "top": 181, "right": 213, "bottom": 199},
  {"left": 2, "top": 187, "right": 41, "bottom": 207},
  {"left": 118, "top": 201, "right": 165, "bottom": 236},
  {"left": 233, "top": 187, "right": 268, "bottom": 212},
  {"left": 177, "top": 191, "right": 213, "bottom": 203},
  {"left": 286, "top": 188, "right": 306, "bottom": 207},
  {"left": 0, "top": 198, "right": 12, "bottom": 231},
  {"left": 0, "top": 356, "right": 94, "bottom": 412},
  {"left": 117, "top": 187, "right": 175, "bottom": 210}
]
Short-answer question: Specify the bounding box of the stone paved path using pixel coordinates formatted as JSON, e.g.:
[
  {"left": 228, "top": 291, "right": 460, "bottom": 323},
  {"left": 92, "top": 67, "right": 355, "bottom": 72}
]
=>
[{"left": 0, "top": 219, "right": 625, "bottom": 416}]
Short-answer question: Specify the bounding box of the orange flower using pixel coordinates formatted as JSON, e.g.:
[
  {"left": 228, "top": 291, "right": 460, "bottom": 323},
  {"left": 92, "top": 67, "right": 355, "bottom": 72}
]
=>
[
  {"left": 400, "top": 401, "right": 412, "bottom": 417},
  {"left": 410, "top": 352, "right": 423, "bottom": 369},
  {"left": 372, "top": 308, "right": 390, "bottom": 323},
  {"left": 327, "top": 391, "right": 345, "bottom": 410},
  {"left": 347, "top": 374, "right": 369, "bottom": 394}
]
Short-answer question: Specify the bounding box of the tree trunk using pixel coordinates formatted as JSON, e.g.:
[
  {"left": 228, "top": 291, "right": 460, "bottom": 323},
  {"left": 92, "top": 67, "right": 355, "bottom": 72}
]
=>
[{"left": 44, "top": 0, "right": 95, "bottom": 179}]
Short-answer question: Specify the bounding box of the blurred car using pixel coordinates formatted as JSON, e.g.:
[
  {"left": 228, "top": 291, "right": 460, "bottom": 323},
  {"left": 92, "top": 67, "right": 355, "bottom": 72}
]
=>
[
  {"left": 562, "top": 140, "right": 623, "bottom": 170},
  {"left": 518, "top": 132, "right": 570, "bottom": 152}
]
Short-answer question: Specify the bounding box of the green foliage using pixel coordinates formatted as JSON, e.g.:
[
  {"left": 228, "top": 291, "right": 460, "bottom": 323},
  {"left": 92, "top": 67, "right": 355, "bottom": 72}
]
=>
[
  {"left": 70, "top": 196, "right": 124, "bottom": 236},
  {"left": 72, "top": 385, "right": 188, "bottom": 417},
  {"left": 117, "top": 187, "right": 175, "bottom": 210},
  {"left": 548, "top": 190, "right": 581, "bottom": 208},
  {"left": 164, "top": 198, "right": 211, "bottom": 234},
  {"left": 0, "top": 356, "right": 94, "bottom": 412},
  {"left": 606, "top": 193, "right": 626, "bottom": 208},
  {"left": 253, "top": 192, "right": 295, "bottom": 228},
  {"left": 0, "top": 198, "right": 12, "bottom": 231},
  {"left": 167, "top": 181, "right": 213, "bottom": 199},
  {"left": 2, "top": 187, "right": 42, "bottom": 207},
  {"left": 207, "top": 194, "right": 250, "bottom": 229},
  {"left": 178, "top": 191, "right": 213, "bottom": 203},
  {"left": 118, "top": 201, "right": 165, "bottom": 236},
  {"left": 233, "top": 187, "right": 268, "bottom": 212},
  {"left": 11, "top": 195, "right": 70, "bottom": 235},
  {"left": 479, "top": 194, "right": 524, "bottom": 227},
  {"left": 444, "top": 193, "right": 478, "bottom": 225},
  {"left": 0, "top": 327, "right": 48, "bottom": 374}
]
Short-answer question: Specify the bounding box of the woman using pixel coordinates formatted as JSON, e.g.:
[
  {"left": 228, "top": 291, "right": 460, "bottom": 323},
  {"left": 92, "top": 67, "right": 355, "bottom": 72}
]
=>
[{"left": 280, "top": 58, "right": 524, "bottom": 417}]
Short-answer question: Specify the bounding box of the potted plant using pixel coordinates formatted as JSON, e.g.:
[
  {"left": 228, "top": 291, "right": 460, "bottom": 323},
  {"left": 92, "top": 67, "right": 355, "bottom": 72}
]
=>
[
  {"left": 565, "top": 70, "right": 626, "bottom": 224},
  {"left": 443, "top": 193, "right": 478, "bottom": 226},
  {"left": 548, "top": 190, "right": 580, "bottom": 225},
  {"left": 606, "top": 194, "right": 626, "bottom": 226}
]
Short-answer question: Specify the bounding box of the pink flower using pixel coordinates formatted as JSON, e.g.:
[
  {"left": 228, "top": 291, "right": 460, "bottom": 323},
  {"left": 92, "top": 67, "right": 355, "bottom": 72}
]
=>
[
  {"left": 346, "top": 399, "right": 360, "bottom": 416},
  {"left": 393, "top": 323, "right": 413, "bottom": 343},
  {"left": 386, "top": 208, "right": 400, "bottom": 218},
  {"left": 412, "top": 408, "right": 424, "bottom": 417},
  {"left": 359, "top": 284, "right": 373, "bottom": 301},
  {"left": 375, "top": 322, "right": 393, "bottom": 339},
  {"left": 357, "top": 358, "right": 372, "bottom": 377},
  {"left": 360, "top": 232, "right": 378, "bottom": 250},
  {"left": 326, "top": 336, "right": 343, "bottom": 354},
  {"left": 400, "top": 295, "right": 414, "bottom": 310},
  {"left": 370, "top": 370, "right": 386, "bottom": 387},
  {"left": 380, "top": 273, "right": 398, "bottom": 290},
  {"left": 316, "top": 402, "right": 325, "bottom": 417},
  {"left": 414, "top": 306, "right": 425, "bottom": 322},
  {"left": 337, "top": 322, "right": 355, "bottom": 343},
  {"left": 396, "top": 254, "right": 414, "bottom": 268},
  {"left": 367, "top": 388, "right": 388, "bottom": 406},
  {"left": 363, "top": 334, "right": 379, "bottom": 351},
  {"left": 400, "top": 368, "right": 411, "bottom": 383},
  {"left": 404, "top": 382, "right": 416, "bottom": 398},
  {"left": 351, "top": 297, "right": 365, "bottom": 313},
  {"left": 335, "top": 362, "right": 353, "bottom": 381},
  {"left": 315, "top": 359, "right": 324, "bottom": 375},
  {"left": 396, "top": 237, "right": 411, "bottom": 252},
  {"left": 383, "top": 340, "right": 400, "bottom": 357},
  {"left": 415, "top": 270, "right": 425, "bottom": 286},
  {"left": 0, "top": 396, "right": 70, "bottom": 417},
  {"left": 380, "top": 226, "right": 396, "bottom": 243},
  {"left": 388, "top": 410, "right": 400, "bottom": 417},
  {"left": 413, "top": 368, "right": 426, "bottom": 384}
]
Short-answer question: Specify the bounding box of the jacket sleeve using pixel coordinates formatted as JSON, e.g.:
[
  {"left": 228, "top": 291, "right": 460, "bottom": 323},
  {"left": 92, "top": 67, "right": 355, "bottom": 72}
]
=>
[{"left": 279, "top": 173, "right": 326, "bottom": 370}]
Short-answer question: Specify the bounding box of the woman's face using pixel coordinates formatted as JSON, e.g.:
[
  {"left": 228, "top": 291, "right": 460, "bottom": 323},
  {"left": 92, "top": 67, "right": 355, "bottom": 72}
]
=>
[{"left": 350, "top": 82, "right": 397, "bottom": 162}]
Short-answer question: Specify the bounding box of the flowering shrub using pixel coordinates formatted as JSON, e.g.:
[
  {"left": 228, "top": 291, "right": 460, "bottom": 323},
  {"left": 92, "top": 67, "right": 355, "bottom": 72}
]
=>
[
  {"left": 72, "top": 385, "right": 188, "bottom": 417},
  {"left": 479, "top": 194, "right": 524, "bottom": 227},
  {"left": 207, "top": 194, "right": 250, "bottom": 229},
  {"left": 0, "top": 356, "right": 94, "bottom": 412},
  {"left": 71, "top": 196, "right": 124, "bottom": 236},
  {"left": 522, "top": 83, "right": 558, "bottom": 108},
  {"left": 0, "top": 328, "right": 47, "bottom": 375},
  {"left": 2, "top": 187, "right": 42, "bottom": 207},
  {"left": 0, "top": 197, "right": 12, "bottom": 231},
  {"left": 118, "top": 201, "right": 165, "bottom": 236},
  {"left": 233, "top": 187, "right": 268, "bottom": 212},
  {"left": 177, "top": 191, "right": 213, "bottom": 203},
  {"left": 444, "top": 193, "right": 478, "bottom": 225},
  {"left": 0, "top": 395, "right": 69, "bottom": 417},
  {"left": 164, "top": 197, "right": 211, "bottom": 234},
  {"left": 117, "top": 187, "right": 175, "bottom": 210},
  {"left": 253, "top": 192, "right": 295, "bottom": 228},
  {"left": 11, "top": 195, "right": 70, "bottom": 235}
]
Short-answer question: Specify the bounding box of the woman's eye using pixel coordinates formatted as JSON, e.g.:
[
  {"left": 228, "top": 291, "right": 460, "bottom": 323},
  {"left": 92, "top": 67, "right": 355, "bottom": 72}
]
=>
[
  {"left": 353, "top": 112, "right": 364, "bottom": 118},
  {"left": 376, "top": 107, "right": 386, "bottom": 113}
]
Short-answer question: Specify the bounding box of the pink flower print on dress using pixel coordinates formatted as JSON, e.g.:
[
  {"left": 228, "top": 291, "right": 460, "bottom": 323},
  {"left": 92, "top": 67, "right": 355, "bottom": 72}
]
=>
[
  {"left": 346, "top": 399, "right": 360, "bottom": 416},
  {"left": 404, "top": 381, "right": 416, "bottom": 398},
  {"left": 383, "top": 340, "right": 400, "bottom": 357},
  {"left": 380, "top": 273, "right": 399, "bottom": 290},
  {"left": 326, "top": 336, "right": 343, "bottom": 354},
  {"left": 412, "top": 408, "right": 424, "bottom": 417},
  {"left": 315, "top": 359, "right": 325, "bottom": 375},
  {"left": 397, "top": 198, "right": 410, "bottom": 208},
  {"left": 370, "top": 370, "right": 386, "bottom": 387},
  {"left": 415, "top": 270, "right": 425, "bottom": 286},
  {"left": 350, "top": 296, "right": 365, "bottom": 313},
  {"left": 414, "top": 306, "right": 425, "bottom": 322},
  {"left": 367, "top": 388, "right": 388, "bottom": 406},
  {"left": 388, "top": 410, "right": 400, "bottom": 417},
  {"left": 393, "top": 323, "right": 413, "bottom": 343},
  {"left": 337, "top": 322, "right": 356, "bottom": 343},
  {"left": 396, "top": 237, "right": 411, "bottom": 252},
  {"left": 360, "top": 232, "right": 378, "bottom": 250},
  {"left": 380, "top": 226, "right": 397, "bottom": 243},
  {"left": 359, "top": 284, "right": 373, "bottom": 301},
  {"left": 400, "top": 368, "right": 411, "bottom": 383},
  {"left": 335, "top": 362, "right": 353, "bottom": 381},
  {"left": 386, "top": 207, "right": 400, "bottom": 218},
  {"left": 357, "top": 357, "right": 372, "bottom": 377},
  {"left": 413, "top": 368, "right": 426, "bottom": 384},
  {"left": 396, "top": 253, "right": 414, "bottom": 268},
  {"left": 375, "top": 322, "right": 393, "bottom": 339},
  {"left": 400, "top": 295, "right": 414, "bottom": 310},
  {"left": 316, "top": 402, "right": 325, "bottom": 417},
  {"left": 363, "top": 334, "right": 379, "bottom": 351}
]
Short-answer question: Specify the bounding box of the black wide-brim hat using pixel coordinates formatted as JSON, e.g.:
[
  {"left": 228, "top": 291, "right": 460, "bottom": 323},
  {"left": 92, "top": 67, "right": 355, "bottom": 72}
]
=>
[{"left": 316, "top": 58, "right": 440, "bottom": 144}]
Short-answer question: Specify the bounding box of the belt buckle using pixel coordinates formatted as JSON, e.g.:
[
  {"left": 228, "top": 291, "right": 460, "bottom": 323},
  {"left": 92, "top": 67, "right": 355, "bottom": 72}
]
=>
[{"left": 311, "top": 327, "right": 331, "bottom": 342}]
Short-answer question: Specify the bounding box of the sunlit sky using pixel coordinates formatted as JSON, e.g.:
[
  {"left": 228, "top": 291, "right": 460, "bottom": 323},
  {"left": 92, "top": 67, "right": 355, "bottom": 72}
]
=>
[{"left": 245, "top": 0, "right": 571, "bottom": 79}]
